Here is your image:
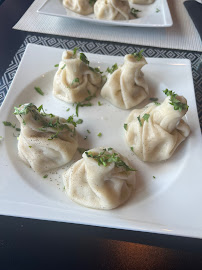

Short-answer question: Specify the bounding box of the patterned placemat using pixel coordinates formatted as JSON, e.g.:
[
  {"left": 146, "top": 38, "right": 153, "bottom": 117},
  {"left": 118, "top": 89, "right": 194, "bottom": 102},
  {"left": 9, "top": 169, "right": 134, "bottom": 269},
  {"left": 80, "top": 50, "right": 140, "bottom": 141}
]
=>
[
  {"left": 0, "top": 34, "right": 201, "bottom": 129},
  {"left": 13, "top": 0, "right": 202, "bottom": 52}
]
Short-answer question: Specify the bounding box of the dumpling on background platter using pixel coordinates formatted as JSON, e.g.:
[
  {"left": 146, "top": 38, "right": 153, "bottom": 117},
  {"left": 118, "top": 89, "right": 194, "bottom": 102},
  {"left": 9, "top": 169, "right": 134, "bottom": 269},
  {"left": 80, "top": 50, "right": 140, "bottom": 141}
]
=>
[
  {"left": 101, "top": 51, "right": 149, "bottom": 109},
  {"left": 94, "top": 0, "right": 131, "bottom": 20},
  {"left": 15, "top": 103, "right": 78, "bottom": 173},
  {"left": 63, "top": 147, "right": 136, "bottom": 210},
  {"left": 53, "top": 49, "right": 102, "bottom": 103},
  {"left": 129, "top": 0, "right": 155, "bottom": 4},
  {"left": 63, "top": 0, "right": 95, "bottom": 15},
  {"left": 124, "top": 89, "right": 190, "bottom": 162}
]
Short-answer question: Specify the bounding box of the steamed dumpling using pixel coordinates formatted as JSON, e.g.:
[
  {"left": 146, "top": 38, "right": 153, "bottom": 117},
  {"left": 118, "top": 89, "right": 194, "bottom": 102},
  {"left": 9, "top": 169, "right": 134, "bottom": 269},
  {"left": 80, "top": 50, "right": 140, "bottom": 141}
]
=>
[
  {"left": 125, "top": 91, "right": 190, "bottom": 162},
  {"left": 129, "top": 0, "right": 155, "bottom": 4},
  {"left": 63, "top": 147, "right": 136, "bottom": 209},
  {"left": 101, "top": 53, "right": 149, "bottom": 109},
  {"left": 63, "top": 0, "right": 94, "bottom": 15},
  {"left": 53, "top": 50, "right": 102, "bottom": 103},
  {"left": 94, "top": 0, "right": 131, "bottom": 20},
  {"left": 15, "top": 103, "right": 78, "bottom": 173}
]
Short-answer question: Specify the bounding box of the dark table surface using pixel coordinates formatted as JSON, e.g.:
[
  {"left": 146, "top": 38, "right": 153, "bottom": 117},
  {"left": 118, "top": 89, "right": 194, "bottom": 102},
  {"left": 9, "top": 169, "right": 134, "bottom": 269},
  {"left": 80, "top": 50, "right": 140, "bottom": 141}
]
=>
[{"left": 0, "top": 0, "right": 202, "bottom": 269}]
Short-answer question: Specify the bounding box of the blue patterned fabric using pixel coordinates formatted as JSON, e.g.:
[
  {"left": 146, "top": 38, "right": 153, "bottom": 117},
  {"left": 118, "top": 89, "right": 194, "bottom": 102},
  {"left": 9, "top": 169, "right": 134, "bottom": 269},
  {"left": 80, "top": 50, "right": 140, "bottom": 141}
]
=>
[{"left": 0, "top": 34, "right": 201, "bottom": 129}]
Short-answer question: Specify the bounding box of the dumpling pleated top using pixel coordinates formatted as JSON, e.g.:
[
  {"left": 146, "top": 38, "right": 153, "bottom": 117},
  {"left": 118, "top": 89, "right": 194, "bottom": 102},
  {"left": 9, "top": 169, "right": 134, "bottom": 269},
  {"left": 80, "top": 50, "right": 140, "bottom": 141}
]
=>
[
  {"left": 101, "top": 54, "right": 149, "bottom": 109},
  {"left": 125, "top": 94, "right": 190, "bottom": 162},
  {"left": 63, "top": 147, "right": 136, "bottom": 210}
]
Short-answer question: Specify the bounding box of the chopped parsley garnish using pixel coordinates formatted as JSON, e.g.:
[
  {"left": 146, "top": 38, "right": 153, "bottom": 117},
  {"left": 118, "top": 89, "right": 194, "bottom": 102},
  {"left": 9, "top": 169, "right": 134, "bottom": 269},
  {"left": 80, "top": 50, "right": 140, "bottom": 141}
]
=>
[
  {"left": 72, "top": 78, "right": 79, "bottom": 85},
  {"left": 74, "top": 91, "right": 95, "bottom": 116},
  {"left": 37, "top": 105, "right": 44, "bottom": 113},
  {"left": 89, "top": 0, "right": 96, "bottom": 6},
  {"left": 3, "top": 121, "right": 21, "bottom": 131},
  {"left": 85, "top": 90, "right": 96, "bottom": 101},
  {"left": 23, "top": 120, "right": 26, "bottom": 125},
  {"left": 98, "top": 101, "right": 102, "bottom": 106},
  {"left": 3, "top": 121, "right": 15, "bottom": 128},
  {"left": 87, "top": 129, "right": 91, "bottom": 133},
  {"left": 73, "top": 47, "right": 79, "bottom": 56},
  {"left": 150, "top": 98, "right": 161, "bottom": 105},
  {"left": 43, "top": 174, "right": 48, "bottom": 178},
  {"left": 143, "top": 113, "right": 150, "bottom": 122},
  {"left": 150, "top": 98, "right": 158, "bottom": 102},
  {"left": 75, "top": 102, "right": 92, "bottom": 117},
  {"left": 61, "top": 64, "right": 66, "bottom": 70},
  {"left": 156, "top": 8, "right": 160, "bottom": 13},
  {"left": 29, "top": 146, "right": 32, "bottom": 148},
  {"left": 54, "top": 64, "right": 59, "bottom": 67},
  {"left": 89, "top": 66, "right": 103, "bottom": 74},
  {"left": 66, "top": 108, "right": 70, "bottom": 112},
  {"left": 97, "top": 132, "right": 102, "bottom": 137},
  {"left": 34, "top": 87, "right": 44, "bottom": 96},
  {"left": 137, "top": 115, "right": 142, "bottom": 126},
  {"left": 66, "top": 115, "right": 77, "bottom": 127},
  {"left": 14, "top": 103, "right": 75, "bottom": 139},
  {"left": 153, "top": 176, "right": 156, "bottom": 179},
  {"left": 131, "top": 49, "right": 144, "bottom": 61},
  {"left": 94, "top": 67, "right": 103, "bottom": 74},
  {"left": 130, "top": 147, "right": 134, "bottom": 152},
  {"left": 124, "top": 123, "right": 128, "bottom": 131},
  {"left": 78, "top": 147, "right": 87, "bottom": 154},
  {"left": 131, "top": 8, "right": 141, "bottom": 18},
  {"left": 106, "top": 63, "right": 118, "bottom": 74},
  {"left": 163, "top": 89, "right": 189, "bottom": 112},
  {"left": 80, "top": 53, "right": 89, "bottom": 65},
  {"left": 76, "top": 119, "right": 83, "bottom": 124},
  {"left": 14, "top": 103, "right": 34, "bottom": 115},
  {"left": 48, "top": 131, "right": 59, "bottom": 140},
  {"left": 85, "top": 148, "right": 136, "bottom": 172}
]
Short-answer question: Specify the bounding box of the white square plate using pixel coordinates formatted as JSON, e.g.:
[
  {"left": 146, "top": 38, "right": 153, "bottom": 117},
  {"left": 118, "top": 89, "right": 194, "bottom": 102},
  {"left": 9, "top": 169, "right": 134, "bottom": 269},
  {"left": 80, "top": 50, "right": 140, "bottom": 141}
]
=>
[
  {"left": 0, "top": 44, "right": 201, "bottom": 239},
  {"left": 38, "top": 0, "right": 173, "bottom": 28}
]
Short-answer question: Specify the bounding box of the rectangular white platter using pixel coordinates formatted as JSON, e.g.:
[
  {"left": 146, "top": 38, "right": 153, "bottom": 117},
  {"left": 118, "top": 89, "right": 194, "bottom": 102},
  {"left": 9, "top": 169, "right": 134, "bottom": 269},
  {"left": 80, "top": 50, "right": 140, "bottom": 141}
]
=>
[
  {"left": 38, "top": 0, "right": 173, "bottom": 28},
  {"left": 0, "top": 44, "right": 201, "bottom": 239}
]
